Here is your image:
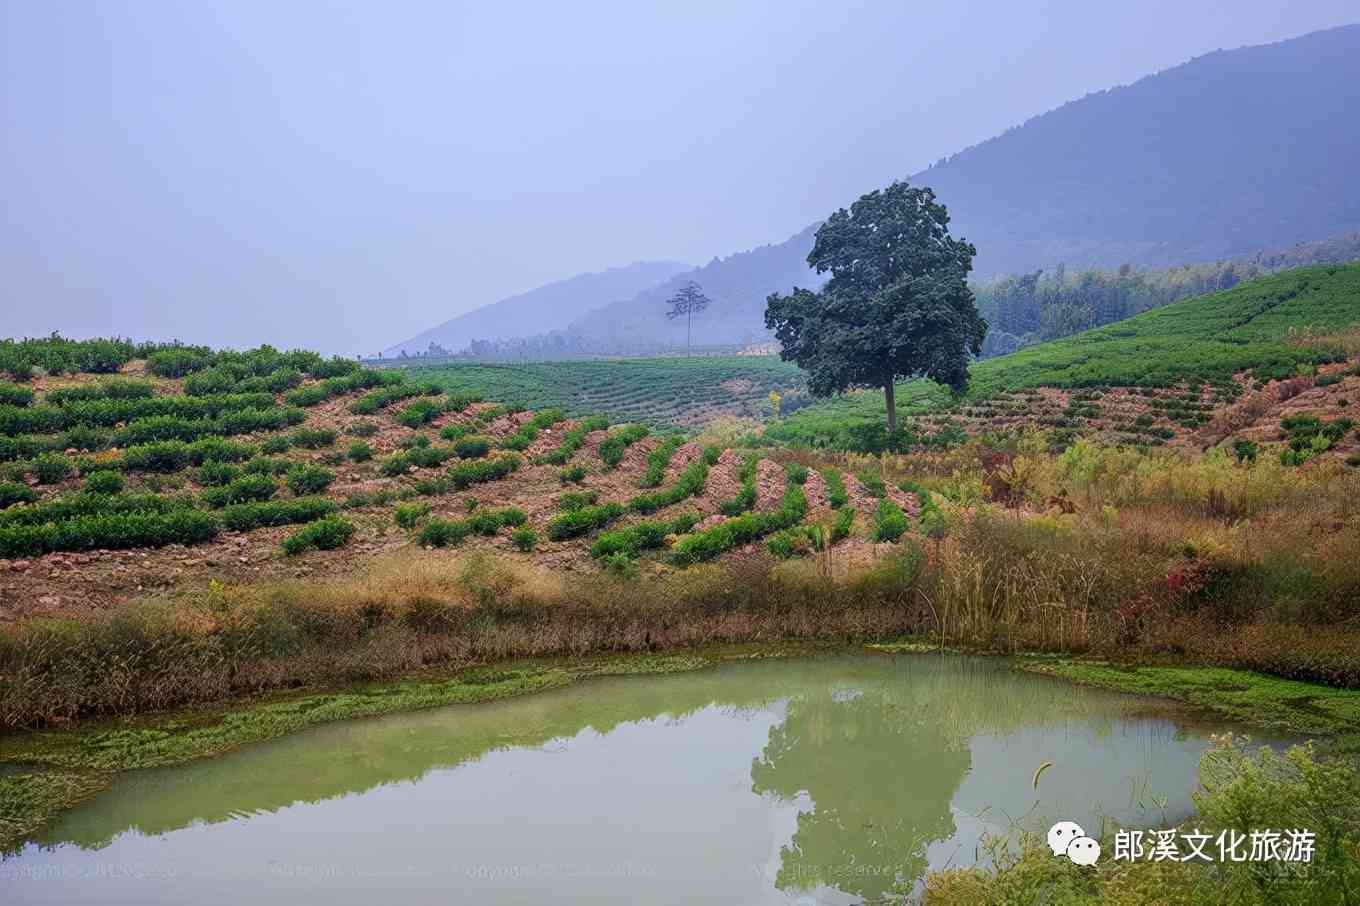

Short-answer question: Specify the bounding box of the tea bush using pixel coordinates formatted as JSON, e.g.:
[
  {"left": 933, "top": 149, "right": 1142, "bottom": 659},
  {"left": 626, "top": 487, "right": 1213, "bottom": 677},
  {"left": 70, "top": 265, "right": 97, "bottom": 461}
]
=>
[
  {"left": 393, "top": 501, "right": 430, "bottom": 529},
  {"left": 872, "top": 498, "right": 909, "bottom": 542},
  {"left": 0, "top": 508, "right": 219, "bottom": 557},
  {"left": 30, "top": 452, "right": 73, "bottom": 485},
  {"left": 719, "top": 454, "right": 758, "bottom": 516},
  {"left": 640, "top": 435, "right": 685, "bottom": 487},
  {"left": 0, "top": 383, "right": 34, "bottom": 407},
  {"left": 557, "top": 490, "right": 599, "bottom": 511},
  {"left": 510, "top": 527, "right": 538, "bottom": 551},
  {"left": 0, "top": 481, "right": 38, "bottom": 509},
  {"left": 147, "top": 348, "right": 209, "bottom": 378},
  {"left": 196, "top": 461, "right": 241, "bottom": 486},
  {"left": 454, "top": 436, "right": 492, "bottom": 459},
  {"left": 219, "top": 497, "right": 337, "bottom": 531},
  {"left": 501, "top": 408, "right": 567, "bottom": 451},
  {"left": 200, "top": 474, "right": 277, "bottom": 508},
  {"left": 628, "top": 448, "right": 717, "bottom": 515},
  {"left": 534, "top": 414, "right": 610, "bottom": 465},
  {"left": 821, "top": 469, "right": 849, "bottom": 508},
  {"left": 281, "top": 516, "right": 355, "bottom": 555},
  {"left": 285, "top": 464, "right": 335, "bottom": 495},
  {"left": 669, "top": 481, "right": 807, "bottom": 565},
  {"left": 416, "top": 517, "right": 472, "bottom": 547},
  {"left": 590, "top": 512, "right": 699, "bottom": 558},
  {"left": 448, "top": 454, "right": 520, "bottom": 489},
  {"left": 598, "top": 424, "right": 649, "bottom": 467},
  {"left": 290, "top": 427, "right": 336, "bottom": 449},
  {"left": 349, "top": 420, "right": 378, "bottom": 437},
  {"left": 547, "top": 502, "right": 625, "bottom": 540},
  {"left": 395, "top": 399, "right": 443, "bottom": 428},
  {"left": 559, "top": 465, "right": 587, "bottom": 484},
  {"left": 346, "top": 440, "right": 373, "bottom": 462}
]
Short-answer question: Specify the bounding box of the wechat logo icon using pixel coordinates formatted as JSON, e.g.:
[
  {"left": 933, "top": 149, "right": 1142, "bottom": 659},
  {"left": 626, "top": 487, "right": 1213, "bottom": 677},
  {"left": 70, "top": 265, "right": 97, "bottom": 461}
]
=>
[{"left": 1048, "top": 821, "right": 1101, "bottom": 865}]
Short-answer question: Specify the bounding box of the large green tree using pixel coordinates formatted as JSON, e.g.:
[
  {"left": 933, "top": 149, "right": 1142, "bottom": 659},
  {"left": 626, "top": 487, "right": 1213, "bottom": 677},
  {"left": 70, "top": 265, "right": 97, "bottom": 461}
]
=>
[{"left": 764, "top": 181, "right": 987, "bottom": 434}]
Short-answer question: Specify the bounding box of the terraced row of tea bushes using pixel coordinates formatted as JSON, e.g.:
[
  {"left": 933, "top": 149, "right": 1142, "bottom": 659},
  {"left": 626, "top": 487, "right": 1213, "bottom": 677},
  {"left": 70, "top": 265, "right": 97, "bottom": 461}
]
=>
[
  {"left": 281, "top": 517, "right": 355, "bottom": 555},
  {"left": 639, "top": 435, "right": 685, "bottom": 487},
  {"left": 414, "top": 507, "right": 527, "bottom": 547},
  {"left": 547, "top": 502, "right": 625, "bottom": 540},
  {"left": 668, "top": 479, "right": 808, "bottom": 566},
  {"left": 597, "top": 424, "right": 650, "bottom": 468},
  {"left": 501, "top": 408, "right": 567, "bottom": 451},
  {"left": 0, "top": 392, "right": 285, "bottom": 435},
  {"left": 0, "top": 336, "right": 150, "bottom": 380},
  {"left": 820, "top": 469, "right": 849, "bottom": 508},
  {"left": 220, "top": 497, "right": 337, "bottom": 531},
  {"left": 107, "top": 408, "right": 305, "bottom": 446},
  {"left": 0, "top": 491, "right": 192, "bottom": 527},
  {"left": 0, "top": 509, "right": 220, "bottom": 557},
  {"left": 534, "top": 415, "right": 610, "bottom": 465},
  {"left": 765, "top": 509, "right": 854, "bottom": 559},
  {"left": 871, "top": 498, "right": 910, "bottom": 542},
  {"left": 44, "top": 379, "right": 156, "bottom": 404},
  {"left": 628, "top": 447, "right": 718, "bottom": 515},
  {"left": 588, "top": 512, "right": 701, "bottom": 559},
  {"left": 719, "top": 454, "right": 759, "bottom": 516},
  {"left": 406, "top": 454, "right": 522, "bottom": 497},
  {"left": 348, "top": 380, "right": 445, "bottom": 414}
]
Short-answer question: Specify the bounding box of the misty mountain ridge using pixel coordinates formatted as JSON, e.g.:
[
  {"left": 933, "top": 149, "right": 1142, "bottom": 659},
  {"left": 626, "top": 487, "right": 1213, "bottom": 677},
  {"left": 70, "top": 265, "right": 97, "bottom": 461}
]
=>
[
  {"left": 389, "top": 24, "right": 1360, "bottom": 358},
  {"left": 381, "top": 260, "right": 690, "bottom": 357}
]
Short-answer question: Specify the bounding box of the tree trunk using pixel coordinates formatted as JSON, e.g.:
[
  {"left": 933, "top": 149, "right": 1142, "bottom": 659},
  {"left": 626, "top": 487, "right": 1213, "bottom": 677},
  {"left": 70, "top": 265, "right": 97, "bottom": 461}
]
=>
[
  {"left": 884, "top": 382, "right": 897, "bottom": 435},
  {"left": 686, "top": 310, "right": 692, "bottom": 356}
]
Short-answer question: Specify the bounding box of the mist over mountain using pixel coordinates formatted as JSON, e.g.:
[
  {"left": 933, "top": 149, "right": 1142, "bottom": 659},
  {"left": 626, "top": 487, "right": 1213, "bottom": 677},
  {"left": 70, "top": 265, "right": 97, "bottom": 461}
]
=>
[
  {"left": 393, "top": 25, "right": 1360, "bottom": 359},
  {"left": 381, "top": 260, "right": 689, "bottom": 357}
]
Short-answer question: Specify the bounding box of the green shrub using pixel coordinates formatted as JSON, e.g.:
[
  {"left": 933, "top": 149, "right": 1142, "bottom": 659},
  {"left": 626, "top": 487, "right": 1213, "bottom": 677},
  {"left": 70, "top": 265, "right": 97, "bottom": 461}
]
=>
[
  {"left": 1232, "top": 438, "right": 1260, "bottom": 464},
  {"left": 822, "top": 469, "right": 849, "bottom": 508},
  {"left": 872, "top": 498, "right": 909, "bottom": 542},
  {"left": 640, "top": 435, "right": 684, "bottom": 487},
  {"left": 448, "top": 454, "right": 520, "bottom": 489},
  {"left": 534, "top": 414, "right": 610, "bottom": 465},
  {"left": 856, "top": 470, "right": 887, "bottom": 497},
  {"left": 598, "top": 424, "right": 649, "bottom": 467},
  {"left": 0, "top": 508, "right": 219, "bottom": 557},
  {"left": 260, "top": 435, "right": 291, "bottom": 454},
  {"left": 220, "top": 497, "right": 336, "bottom": 531},
  {"left": 347, "top": 440, "right": 373, "bottom": 462},
  {"left": 589, "top": 512, "right": 697, "bottom": 559},
  {"left": 669, "top": 482, "right": 806, "bottom": 566},
  {"left": 285, "top": 464, "right": 335, "bottom": 495},
  {"left": 558, "top": 490, "right": 599, "bottom": 511},
  {"left": 784, "top": 462, "right": 809, "bottom": 484},
  {"left": 0, "top": 383, "right": 34, "bottom": 407},
  {"left": 719, "top": 454, "right": 758, "bottom": 516},
  {"left": 0, "top": 481, "right": 38, "bottom": 509},
  {"left": 831, "top": 506, "right": 855, "bottom": 542},
  {"left": 395, "top": 399, "right": 442, "bottom": 428},
  {"left": 349, "top": 420, "right": 378, "bottom": 437},
  {"left": 291, "top": 427, "right": 337, "bottom": 449},
  {"left": 393, "top": 501, "right": 430, "bottom": 529},
  {"left": 468, "top": 511, "right": 503, "bottom": 535},
  {"left": 242, "top": 455, "right": 289, "bottom": 476},
  {"left": 147, "top": 348, "right": 209, "bottom": 377},
  {"left": 439, "top": 423, "right": 471, "bottom": 442},
  {"left": 559, "top": 464, "right": 587, "bottom": 484},
  {"left": 119, "top": 441, "right": 190, "bottom": 473},
  {"left": 197, "top": 461, "right": 241, "bottom": 486},
  {"left": 31, "top": 453, "right": 74, "bottom": 485},
  {"left": 201, "top": 474, "right": 277, "bottom": 508},
  {"left": 416, "top": 517, "right": 471, "bottom": 547},
  {"left": 378, "top": 453, "right": 411, "bottom": 477},
  {"left": 547, "top": 502, "right": 625, "bottom": 540},
  {"left": 186, "top": 437, "right": 255, "bottom": 465},
  {"left": 281, "top": 516, "right": 355, "bottom": 555},
  {"left": 628, "top": 450, "right": 716, "bottom": 515},
  {"left": 454, "top": 436, "right": 492, "bottom": 459},
  {"left": 599, "top": 552, "right": 638, "bottom": 578},
  {"left": 510, "top": 527, "right": 537, "bottom": 551},
  {"left": 499, "top": 407, "right": 567, "bottom": 451},
  {"left": 399, "top": 433, "right": 431, "bottom": 449}
]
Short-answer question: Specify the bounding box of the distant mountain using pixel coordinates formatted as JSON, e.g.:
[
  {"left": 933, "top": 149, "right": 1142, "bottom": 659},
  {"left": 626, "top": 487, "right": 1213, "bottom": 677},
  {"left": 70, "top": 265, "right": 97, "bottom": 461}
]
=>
[
  {"left": 918, "top": 23, "right": 1360, "bottom": 277},
  {"left": 407, "top": 25, "right": 1360, "bottom": 358},
  {"left": 381, "top": 260, "right": 690, "bottom": 357}
]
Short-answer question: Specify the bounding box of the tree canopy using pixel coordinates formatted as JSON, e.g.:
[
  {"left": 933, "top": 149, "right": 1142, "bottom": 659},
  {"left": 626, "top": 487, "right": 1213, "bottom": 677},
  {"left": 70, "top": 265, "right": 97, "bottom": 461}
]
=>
[
  {"left": 764, "top": 181, "right": 986, "bottom": 433},
  {"left": 663, "top": 280, "right": 713, "bottom": 355}
]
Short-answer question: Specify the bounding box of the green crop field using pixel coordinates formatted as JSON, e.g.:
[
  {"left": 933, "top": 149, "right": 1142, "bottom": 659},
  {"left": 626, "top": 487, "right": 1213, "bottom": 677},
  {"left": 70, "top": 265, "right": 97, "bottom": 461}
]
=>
[
  {"left": 392, "top": 356, "right": 807, "bottom": 427},
  {"left": 768, "top": 263, "right": 1360, "bottom": 448}
]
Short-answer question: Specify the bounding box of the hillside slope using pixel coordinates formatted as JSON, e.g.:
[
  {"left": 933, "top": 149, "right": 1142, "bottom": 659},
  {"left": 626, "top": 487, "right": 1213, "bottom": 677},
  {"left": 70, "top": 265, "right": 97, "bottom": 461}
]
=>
[
  {"left": 771, "top": 263, "right": 1360, "bottom": 449},
  {"left": 920, "top": 24, "right": 1360, "bottom": 276},
  {"left": 381, "top": 260, "right": 690, "bottom": 357}
]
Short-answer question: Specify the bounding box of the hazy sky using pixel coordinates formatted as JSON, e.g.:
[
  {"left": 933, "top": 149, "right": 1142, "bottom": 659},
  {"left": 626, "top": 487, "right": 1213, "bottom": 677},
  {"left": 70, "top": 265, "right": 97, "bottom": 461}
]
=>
[{"left": 3, "top": 1, "right": 1356, "bottom": 354}]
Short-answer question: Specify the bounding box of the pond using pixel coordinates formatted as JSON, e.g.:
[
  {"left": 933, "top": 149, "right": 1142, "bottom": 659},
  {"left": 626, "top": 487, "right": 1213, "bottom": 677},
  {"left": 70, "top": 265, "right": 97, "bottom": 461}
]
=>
[{"left": 4, "top": 654, "right": 1251, "bottom": 904}]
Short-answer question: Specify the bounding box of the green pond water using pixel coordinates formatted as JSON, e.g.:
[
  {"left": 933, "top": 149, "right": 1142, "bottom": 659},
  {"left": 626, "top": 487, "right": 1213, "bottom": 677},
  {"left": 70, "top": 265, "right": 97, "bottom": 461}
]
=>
[{"left": 5, "top": 654, "right": 1253, "bottom": 904}]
